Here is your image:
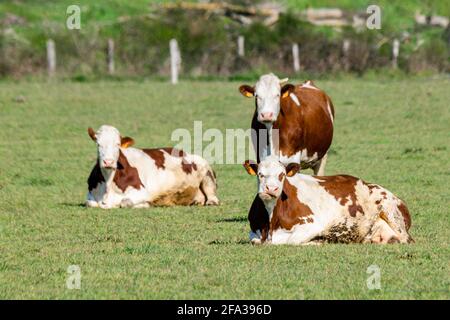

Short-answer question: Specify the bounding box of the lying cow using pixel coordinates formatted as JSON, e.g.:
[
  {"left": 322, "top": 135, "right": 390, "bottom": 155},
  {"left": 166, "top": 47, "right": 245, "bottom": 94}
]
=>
[
  {"left": 243, "top": 156, "right": 413, "bottom": 245},
  {"left": 86, "top": 125, "right": 219, "bottom": 209}
]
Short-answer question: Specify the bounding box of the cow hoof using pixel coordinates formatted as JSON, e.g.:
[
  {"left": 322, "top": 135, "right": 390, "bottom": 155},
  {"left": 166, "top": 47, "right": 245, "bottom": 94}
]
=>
[
  {"left": 387, "top": 236, "right": 401, "bottom": 244},
  {"left": 205, "top": 197, "right": 220, "bottom": 206},
  {"left": 85, "top": 200, "right": 99, "bottom": 208},
  {"left": 99, "top": 201, "right": 114, "bottom": 209},
  {"left": 120, "top": 198, "right": 134, "bottom": 208},
  {"left": 251, "top": 238, "right": 262, "bottom": 245}
]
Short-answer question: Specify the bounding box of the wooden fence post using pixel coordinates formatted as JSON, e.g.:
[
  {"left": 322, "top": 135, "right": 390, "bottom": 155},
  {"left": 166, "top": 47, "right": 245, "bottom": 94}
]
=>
[
  {"left": 107, "top": 39, "right": 115, "bottom": 75},
  {"left": 292, "top": 43, "right": 300, "bottom": 73},
  {"left": 342, "top": 39, "right": 350, "bottom": 71},
  {"left": 170, "top": 39, "right": 181, "bottom": 84},
  {"left": 237, "top": 35, "right": 245, "bottom": 57},
  {"left": 46, "top": 39, "right": 56, "bottom": 76},
  {"left": 392, "top": 39, "right": 400, "bottom": 69}
]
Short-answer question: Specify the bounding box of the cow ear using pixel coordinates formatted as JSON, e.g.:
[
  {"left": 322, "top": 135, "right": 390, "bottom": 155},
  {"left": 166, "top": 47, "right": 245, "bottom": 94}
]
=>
[
  {"left": 243, "top": 160, "right": 258, "bottom": 176},
  {"left": 286, "top": 163, "right": 300, "bottom": 177},
  {"left": 239, "top": 85, "right": 255, "bottom": 98},
  {"left": 121, "top": 136, "right": 135, "bottom": 148},
  {"left": 88, "top": 127, "right": 96, "bottom": 141},
  {"left": 281, "top": 84, "right": 295, "bottom": 99}
]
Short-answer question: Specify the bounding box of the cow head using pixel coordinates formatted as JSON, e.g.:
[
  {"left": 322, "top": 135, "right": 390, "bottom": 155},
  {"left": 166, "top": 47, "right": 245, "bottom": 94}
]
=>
[
  {"left": 88, "top": 125, "right": 134, "bottom": 170},
  {"left": 239, "top": 73, "right": 294, "bottom": 125},
  {"left": 243, "top": 156, "right": 300, "bottom": 202}
]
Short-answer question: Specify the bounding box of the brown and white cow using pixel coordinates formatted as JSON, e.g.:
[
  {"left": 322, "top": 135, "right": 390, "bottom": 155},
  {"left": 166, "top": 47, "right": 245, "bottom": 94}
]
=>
[
  {"left": 86, "top": 125, "right": 219, "bottom": 209},
  {"left": 239, "top": 73, "right": 334, "bottom": 175},
  {"left": 243, "top": 156, "right": 413, "bottom": 245}
]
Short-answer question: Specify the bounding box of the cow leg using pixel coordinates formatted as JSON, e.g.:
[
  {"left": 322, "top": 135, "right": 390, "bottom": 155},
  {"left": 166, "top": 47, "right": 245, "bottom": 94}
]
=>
[
  {"left": 272, "top": 222, "right": 325, "bottom": 245},
  {"left": 86, "top": 192, "right": 99, "bottom": 208},
  {"left": 191, "top": 189, "right": 206, "bottom": 206},
  {"left": 119, "top": 188, "right": 150, "bottom": 208},
  {"left": 313, "top": 153, "right": 328, "bottom": 176},
  {"left": 200, "top": 169, "right": 219, "bottom": 206}
]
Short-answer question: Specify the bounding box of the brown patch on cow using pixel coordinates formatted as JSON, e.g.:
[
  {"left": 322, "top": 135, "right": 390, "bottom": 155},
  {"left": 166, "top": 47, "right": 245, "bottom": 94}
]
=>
[
  {"left": 248, "top": 194, "right": 270, "bottom": 243},
  {"left": 143, "top": 148, "right": 189, "bottom": 170},
  {"left": 207, "top": 170, "right": 215, "bottom": 181},
  {"left": 151, "top": 186, "right": 199, "bottom": 206},
  {"left": 278, "top": 172, "right": 285, "bottom": 181},
  {"left": 317, "top": 175, "right": 364, "bottom": 217},
  {"left": 143, "top": 149, "right": 166, "bottom": 169},
  {"left": 87, "top": 160, "right": 104, "bottom": 191},
  {"left": 367, "top": 184, "right": 379, "bottom": 194},
  {"left": 113, "top": 150, "right": 144, "bottom": 192},
  {"left": 181, "top": 161, "right": 197, "bottom": 174},
  {"left": 270, "top": 179, "right": 314, "bottom": 234},
  {"left": 397, "top": 202, "right": 412, "bottom": 231}
]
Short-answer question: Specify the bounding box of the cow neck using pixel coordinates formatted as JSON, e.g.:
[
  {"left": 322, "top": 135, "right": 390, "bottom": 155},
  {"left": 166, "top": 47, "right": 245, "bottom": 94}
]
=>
[{"left": 99, "top": 149, "right": 127, "bottom": 193}]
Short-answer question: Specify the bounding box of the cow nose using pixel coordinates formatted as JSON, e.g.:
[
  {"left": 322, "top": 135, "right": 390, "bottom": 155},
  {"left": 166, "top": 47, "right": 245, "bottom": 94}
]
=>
[
  {"left": 103, "top": 159, "right": 114, "bottom": 167},
  {"left": 260, "top": 112, "right": 273, "bottom": 121},
  {"left": 265, "top": 185, "right": 279, "bottom": 193}
]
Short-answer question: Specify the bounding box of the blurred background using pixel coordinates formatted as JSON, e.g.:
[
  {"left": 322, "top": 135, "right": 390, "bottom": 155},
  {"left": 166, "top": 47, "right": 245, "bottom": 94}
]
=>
[{"left": 0, "top": 0, "right": 448, "bottom": 80}]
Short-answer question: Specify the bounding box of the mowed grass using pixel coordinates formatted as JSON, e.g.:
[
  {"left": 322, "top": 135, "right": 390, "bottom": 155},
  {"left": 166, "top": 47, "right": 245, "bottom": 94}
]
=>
[{"left": 0, "top": 77, "right": 449, "bottom": 299}]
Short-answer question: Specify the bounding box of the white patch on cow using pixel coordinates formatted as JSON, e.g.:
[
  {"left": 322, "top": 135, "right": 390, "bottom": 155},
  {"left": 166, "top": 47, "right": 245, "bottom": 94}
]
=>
[
  {"left": 254, "top": 73, "right": 284, "bottom": 123},
  {"left": 279, "top": 149, "right": 319, "bottom": 167},
  {"left": 301, "top": 81, "right": 319, "bottom": 90},
  {"left": 289, "top": 93, "right": 300, "bottom": 106},
  {"left": 326, "top": 99, "right": 334, "bottom": 124}
]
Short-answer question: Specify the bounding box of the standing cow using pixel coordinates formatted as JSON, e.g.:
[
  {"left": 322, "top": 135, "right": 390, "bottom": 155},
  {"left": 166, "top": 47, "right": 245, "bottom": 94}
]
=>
[
  {"left": 243, "top": 156, "right": 413, "bottom": 245},
  {"left": 86, "top": 125, "right": 219, "bottom": 209},
  {"left": 239, "top": 73, "right": 335, "bottom": 241},
  {"left": 239, "top": 73, "right": 334, "bottom": 174}
]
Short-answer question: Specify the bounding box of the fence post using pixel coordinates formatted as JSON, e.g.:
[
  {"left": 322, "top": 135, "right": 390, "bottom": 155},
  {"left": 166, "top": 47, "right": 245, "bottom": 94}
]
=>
[
  {"left": 107, "top": 38, "right": 115, "bottom": 75},
  {"left": 237, "top": 35, "right": 245, "bottom": 57},
  {"left": 292, "top": 43, "right": 300, "bottom": 73},
  {"left": 392, "top": 39, "right": 400, "bottom": 69},
  {"left": 46, "top": 39, "right": 56, "bottom": 76},
  {"left": 170, "top": 39, "right": 181, "bottom": 84},
  {"left": 342, "top": 39, "right": 350, "bottom": 71}
]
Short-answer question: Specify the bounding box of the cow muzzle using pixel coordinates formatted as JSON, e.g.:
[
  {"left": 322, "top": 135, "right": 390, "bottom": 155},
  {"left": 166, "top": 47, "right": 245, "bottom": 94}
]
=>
[
  {"left": 259, "top": 186, "right": 280, "bottom": 200},
  {"left": 259, "top": 112, "right": 275, "bottom": 123},
  {"left": 102, "top": 159, "right": 116, "bottom": 169}
]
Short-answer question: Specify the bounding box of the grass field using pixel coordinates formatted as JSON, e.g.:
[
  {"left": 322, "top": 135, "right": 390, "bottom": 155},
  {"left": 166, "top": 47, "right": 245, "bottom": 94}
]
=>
[{"left": 0, "top": 76, "right": 449, "bottom": 299}]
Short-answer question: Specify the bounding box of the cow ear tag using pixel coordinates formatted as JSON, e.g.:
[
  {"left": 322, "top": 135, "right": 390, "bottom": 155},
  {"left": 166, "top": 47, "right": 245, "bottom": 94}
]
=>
[
  {"left": 282, "top": 90, "right": 290, "bottom": 99},
  {"left": 243, "top": 161, "right": 257, "bottom": 176},
  {"left": 121, "top": 137, "right": 135, "bottom": 148}
]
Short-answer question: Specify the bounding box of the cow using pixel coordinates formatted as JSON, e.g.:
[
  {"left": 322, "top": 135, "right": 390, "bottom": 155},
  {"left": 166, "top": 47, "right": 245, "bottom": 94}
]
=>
[
  {"left": 86, "top": 125, "right": 219, "bottom": 209},
  {"left": 239, "top": 73, "right": 334, "bottom": 174},
  {"left": 243, "top": 156, "right": 413, "bottom": 245}
]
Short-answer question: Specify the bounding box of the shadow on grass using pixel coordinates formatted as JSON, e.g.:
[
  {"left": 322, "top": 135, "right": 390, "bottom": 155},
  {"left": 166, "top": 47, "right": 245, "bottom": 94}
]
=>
[
  {"left": 59, "top": 202, "right": 86, "bottom": 208},
  {"left": 216, "top": 216, "right": 247, "bottom": 223},
  {"left": 208, "top": 239, "right": 249, "bottom": 245}
]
